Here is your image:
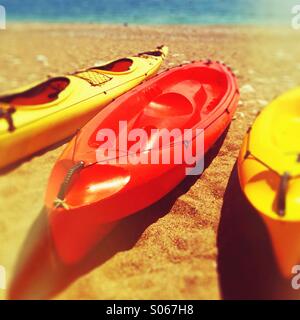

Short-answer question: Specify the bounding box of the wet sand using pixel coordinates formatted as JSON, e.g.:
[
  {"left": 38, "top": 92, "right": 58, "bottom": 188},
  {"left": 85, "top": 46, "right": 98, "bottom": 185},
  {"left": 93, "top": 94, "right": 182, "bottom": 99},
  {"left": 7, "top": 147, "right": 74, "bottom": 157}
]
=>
[{"left": 0, "top": 23, "right": 300, "bottom": 300}]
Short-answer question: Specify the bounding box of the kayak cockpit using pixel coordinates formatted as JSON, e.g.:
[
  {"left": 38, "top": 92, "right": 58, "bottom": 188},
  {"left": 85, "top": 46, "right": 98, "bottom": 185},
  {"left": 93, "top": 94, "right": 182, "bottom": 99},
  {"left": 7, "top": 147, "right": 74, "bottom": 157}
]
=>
[
  {"left": 271, "top": 103, "right": 300, "bottom": 154},
  {"left": 138, "top": 50, "right": 165, "bottom": 57},
  {"left": 0, "top": 77, "right": 70, "bottom": 107},
  {"left": 92, "top": 58, "right": 133, "bottom": 73},
  {"left": 88, "top": 65, "right": 229, "bottom": 149}
]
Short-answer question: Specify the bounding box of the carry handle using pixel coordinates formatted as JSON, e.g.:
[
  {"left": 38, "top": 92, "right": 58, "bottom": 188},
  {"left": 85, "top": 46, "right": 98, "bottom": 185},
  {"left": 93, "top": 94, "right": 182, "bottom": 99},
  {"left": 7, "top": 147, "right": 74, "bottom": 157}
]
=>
[
  {"left": 0, "top": 105, "right": 16, "bottom": 132},
  {"left": 54, "top": 161, "right": 85, "bottom": 209},
  {"left": 277, "top": 172, "right": 290, "bottom": 217}
]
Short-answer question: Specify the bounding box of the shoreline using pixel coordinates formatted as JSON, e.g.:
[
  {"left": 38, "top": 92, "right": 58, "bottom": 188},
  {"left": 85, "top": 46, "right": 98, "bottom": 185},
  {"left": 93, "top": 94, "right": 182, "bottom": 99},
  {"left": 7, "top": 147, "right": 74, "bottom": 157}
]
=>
[
  {"left": 3, "top": 23, "right": 298, "bottom": 42},
  {"left": 4, "top": 21, "right": 294, "bottom": 30}
]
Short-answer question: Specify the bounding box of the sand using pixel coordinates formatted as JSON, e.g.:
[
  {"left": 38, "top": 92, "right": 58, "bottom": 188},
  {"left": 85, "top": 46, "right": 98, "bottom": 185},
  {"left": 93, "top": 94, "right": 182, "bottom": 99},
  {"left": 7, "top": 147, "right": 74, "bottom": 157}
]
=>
[{"left": 0, "top": 23, "right": 300, "bottom": 300}]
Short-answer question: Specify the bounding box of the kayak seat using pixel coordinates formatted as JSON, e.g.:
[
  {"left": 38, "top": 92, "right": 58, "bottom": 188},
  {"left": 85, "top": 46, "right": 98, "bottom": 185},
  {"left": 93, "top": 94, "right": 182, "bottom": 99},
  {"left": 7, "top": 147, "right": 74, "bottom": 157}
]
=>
[
  {"left": 134, "top": 92, "right": 198, "bottom": 130},
  {"left": 145, "top": 92, "right": 194, "bottom": 117},
  {"left": 274, "top": 120, "right": 300, "bottom": 152},
  {"left": 272, "top": 105, "right": 300, "bottom": 153},
  {"left": 0, "top": 77, "right": 70, "bottom": 106},
  {"left": 194, "top": 85, "right": 208, "bottom": 109},
  {"left": 200, "top": 84, "right": 224, "bottom": 114}
]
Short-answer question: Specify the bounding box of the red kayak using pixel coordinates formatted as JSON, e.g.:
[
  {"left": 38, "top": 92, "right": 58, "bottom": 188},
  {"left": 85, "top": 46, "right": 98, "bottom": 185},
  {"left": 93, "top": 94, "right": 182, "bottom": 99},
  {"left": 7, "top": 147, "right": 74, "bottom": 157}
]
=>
[{"left": 44, "top": 60, "right": 239, "bottom": 265}]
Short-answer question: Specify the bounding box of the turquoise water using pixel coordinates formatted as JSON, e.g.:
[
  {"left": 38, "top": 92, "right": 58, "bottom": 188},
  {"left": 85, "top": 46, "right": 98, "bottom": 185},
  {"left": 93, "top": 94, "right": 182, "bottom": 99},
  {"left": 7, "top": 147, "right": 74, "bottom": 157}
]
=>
[{"left": 0, "top": 0, "right": 298, "bottom": 25}]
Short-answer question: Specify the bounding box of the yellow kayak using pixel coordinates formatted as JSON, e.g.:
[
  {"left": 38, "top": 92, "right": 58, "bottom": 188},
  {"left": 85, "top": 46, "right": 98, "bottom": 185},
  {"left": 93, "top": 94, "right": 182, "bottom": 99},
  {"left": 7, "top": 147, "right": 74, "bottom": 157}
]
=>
[
  {"left": 238, "top": 87, "right": 300, "bottom": 278},
  {"left": 0, "top": 46, "right": 168, "bottom": 169}
]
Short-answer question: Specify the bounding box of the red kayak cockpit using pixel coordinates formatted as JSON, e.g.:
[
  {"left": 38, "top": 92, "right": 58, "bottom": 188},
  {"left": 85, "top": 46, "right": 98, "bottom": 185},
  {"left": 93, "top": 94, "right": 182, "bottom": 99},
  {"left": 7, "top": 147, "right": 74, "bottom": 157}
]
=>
[{"left": 85, "top": 63, "right": 230, "bottom": 155}]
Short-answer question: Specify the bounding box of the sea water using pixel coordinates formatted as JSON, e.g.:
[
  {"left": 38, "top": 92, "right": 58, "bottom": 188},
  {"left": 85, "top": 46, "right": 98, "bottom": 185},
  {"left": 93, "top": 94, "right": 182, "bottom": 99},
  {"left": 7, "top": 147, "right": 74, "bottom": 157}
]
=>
[{"left": 0, "top": 0, "right": 298, "bottom": 25}]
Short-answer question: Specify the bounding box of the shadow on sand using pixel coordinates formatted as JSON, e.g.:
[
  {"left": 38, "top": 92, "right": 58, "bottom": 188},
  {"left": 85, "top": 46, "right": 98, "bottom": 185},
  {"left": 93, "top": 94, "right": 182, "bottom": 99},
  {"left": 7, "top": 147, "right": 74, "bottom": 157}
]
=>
[
  {"left": 217, "top": 163, "right": 300, "bottom": 300},
  {"left": 9, "top": 128, "right": 229, "bottom": 300}
]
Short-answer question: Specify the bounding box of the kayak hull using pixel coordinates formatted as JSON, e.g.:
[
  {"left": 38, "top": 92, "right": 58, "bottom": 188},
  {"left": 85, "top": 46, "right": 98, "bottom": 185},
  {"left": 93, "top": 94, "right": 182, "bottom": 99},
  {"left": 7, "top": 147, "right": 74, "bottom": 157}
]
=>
[{"left": 45, "top": 60, "right": 239, "bottom": 265}]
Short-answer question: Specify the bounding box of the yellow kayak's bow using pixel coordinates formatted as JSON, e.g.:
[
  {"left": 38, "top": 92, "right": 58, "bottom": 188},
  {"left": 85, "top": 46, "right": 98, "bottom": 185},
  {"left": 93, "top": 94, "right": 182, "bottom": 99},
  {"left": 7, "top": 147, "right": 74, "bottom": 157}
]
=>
[
  {"left": 0, "top": 46, "right": 168, "bottom": 169},
  {"left": 238, "top": 87, "right": 300, "bottom": 278}
]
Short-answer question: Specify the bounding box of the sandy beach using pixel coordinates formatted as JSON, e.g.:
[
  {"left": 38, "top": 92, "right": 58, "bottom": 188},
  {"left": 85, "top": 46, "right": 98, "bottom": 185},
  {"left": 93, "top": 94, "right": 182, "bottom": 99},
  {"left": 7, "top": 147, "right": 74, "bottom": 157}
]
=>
[{"left": 1, "top": 23, "right": 300, "bottom": 300}]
